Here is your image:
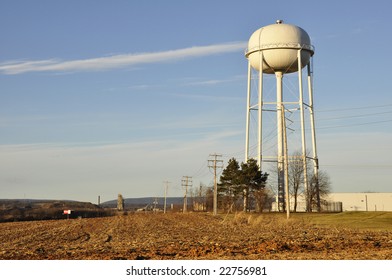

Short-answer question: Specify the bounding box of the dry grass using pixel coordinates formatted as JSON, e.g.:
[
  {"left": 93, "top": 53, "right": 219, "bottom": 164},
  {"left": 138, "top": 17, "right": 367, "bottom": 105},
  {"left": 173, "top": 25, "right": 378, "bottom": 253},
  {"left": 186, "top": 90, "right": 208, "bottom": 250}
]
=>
[{"left": 0, "top": 212, "right": 391, "bottom": 260}]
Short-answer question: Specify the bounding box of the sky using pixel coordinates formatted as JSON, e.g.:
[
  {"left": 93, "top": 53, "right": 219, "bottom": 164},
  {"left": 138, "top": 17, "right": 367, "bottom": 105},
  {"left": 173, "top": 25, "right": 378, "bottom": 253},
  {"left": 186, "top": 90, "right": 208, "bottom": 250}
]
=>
[{"left": 0, "top": 0, "right": 391, "bottom": 204}]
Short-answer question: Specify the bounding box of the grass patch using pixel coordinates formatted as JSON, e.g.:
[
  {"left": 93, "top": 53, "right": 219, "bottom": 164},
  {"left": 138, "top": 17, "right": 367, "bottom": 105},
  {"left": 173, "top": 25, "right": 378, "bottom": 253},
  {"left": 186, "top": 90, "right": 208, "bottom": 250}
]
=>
[
  {"left": 221, "top": 212, "right": 392, "bottom": 231},
  {"left": 290, "top": 211, "right": 392, "bottom": 231}
]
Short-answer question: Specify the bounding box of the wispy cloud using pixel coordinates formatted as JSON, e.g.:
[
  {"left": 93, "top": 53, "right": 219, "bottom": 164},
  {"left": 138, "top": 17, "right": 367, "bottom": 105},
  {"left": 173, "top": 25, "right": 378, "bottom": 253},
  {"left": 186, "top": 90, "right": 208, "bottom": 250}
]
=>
[
  {"left": 0, "top": 41, "right": 246, "bottom": 75},
  {"left": 182, "top": 75, "right": 245, "bottom": 86}
]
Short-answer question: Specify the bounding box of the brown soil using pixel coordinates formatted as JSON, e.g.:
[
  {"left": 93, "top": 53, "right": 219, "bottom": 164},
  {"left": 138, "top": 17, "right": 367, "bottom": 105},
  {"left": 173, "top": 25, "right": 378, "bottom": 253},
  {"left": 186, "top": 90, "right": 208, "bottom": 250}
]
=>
[{"left": 0, "top": 213, "right": 391, "bottom": 260}]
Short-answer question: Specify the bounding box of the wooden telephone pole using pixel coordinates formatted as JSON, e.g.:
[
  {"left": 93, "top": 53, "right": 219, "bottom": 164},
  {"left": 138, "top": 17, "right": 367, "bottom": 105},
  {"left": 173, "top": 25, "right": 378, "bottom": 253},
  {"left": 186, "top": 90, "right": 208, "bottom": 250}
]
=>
[
  {"left": 163, "top": 181, "right": 170, "bottom": 214},
  {"left": 181, "top": 176, "right": 192, "bottom": 213},
  {"left": 208, "top": 153, "right": 223, "bottom": 215}
]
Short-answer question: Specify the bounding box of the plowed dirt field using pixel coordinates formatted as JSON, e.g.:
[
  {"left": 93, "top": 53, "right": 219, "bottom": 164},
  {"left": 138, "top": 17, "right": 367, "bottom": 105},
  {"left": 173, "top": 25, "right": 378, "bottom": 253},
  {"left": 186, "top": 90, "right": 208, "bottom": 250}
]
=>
[{"left": 0, "top": 213, "right": 391, "bottom": 260}]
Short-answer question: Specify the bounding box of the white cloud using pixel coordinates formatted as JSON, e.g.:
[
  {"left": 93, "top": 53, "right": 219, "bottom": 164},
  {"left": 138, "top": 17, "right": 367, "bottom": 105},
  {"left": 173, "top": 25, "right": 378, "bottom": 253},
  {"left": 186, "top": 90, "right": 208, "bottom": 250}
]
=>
[{"left": 0, "top": 41, "right": 247, "bottom": 75}]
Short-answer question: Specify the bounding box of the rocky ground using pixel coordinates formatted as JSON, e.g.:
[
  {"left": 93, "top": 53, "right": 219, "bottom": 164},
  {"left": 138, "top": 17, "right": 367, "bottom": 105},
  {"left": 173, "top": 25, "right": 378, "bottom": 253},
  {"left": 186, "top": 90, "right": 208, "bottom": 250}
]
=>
[{"left": 0, "top": 212, "right": 391, "bottom": 260}]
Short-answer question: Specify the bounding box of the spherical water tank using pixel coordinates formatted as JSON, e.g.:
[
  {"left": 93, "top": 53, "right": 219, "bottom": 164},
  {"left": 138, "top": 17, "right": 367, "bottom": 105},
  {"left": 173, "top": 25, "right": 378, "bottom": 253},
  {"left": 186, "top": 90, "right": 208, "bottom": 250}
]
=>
[{"left": 246, "top": 20, "right": 314, "bottom": 74}]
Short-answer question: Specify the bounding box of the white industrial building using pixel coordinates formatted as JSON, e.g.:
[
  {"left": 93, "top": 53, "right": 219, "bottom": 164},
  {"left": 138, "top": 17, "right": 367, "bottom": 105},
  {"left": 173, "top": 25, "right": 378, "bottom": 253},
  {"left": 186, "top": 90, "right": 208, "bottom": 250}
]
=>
[
  {"left": 326, "top": 193, "right": 392, "bottom": 212},
  {"left": 272, "top": 193, "right": 392, "bottom": 212}
]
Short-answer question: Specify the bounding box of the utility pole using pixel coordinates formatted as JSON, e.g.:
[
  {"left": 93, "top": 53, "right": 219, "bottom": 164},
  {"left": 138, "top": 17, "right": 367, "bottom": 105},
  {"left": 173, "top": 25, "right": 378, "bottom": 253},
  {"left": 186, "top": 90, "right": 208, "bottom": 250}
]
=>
[
  {"left": 199, "top": 184, "right": 203, "bottom": 211},
  {"left": 153, "top": 197, "right": 158, "bottom": 212},
  {"left": 181, "top": 176, "right": 192, "bottom": 213},
  {"left": 208, "top": 153, "right": 223, "bottom": 215},
  {"left": 282, "top": 105, "right": 290, "bottom": 219},
  {"left": 163, "top": 181, "right": 170, "bottom": 214}
]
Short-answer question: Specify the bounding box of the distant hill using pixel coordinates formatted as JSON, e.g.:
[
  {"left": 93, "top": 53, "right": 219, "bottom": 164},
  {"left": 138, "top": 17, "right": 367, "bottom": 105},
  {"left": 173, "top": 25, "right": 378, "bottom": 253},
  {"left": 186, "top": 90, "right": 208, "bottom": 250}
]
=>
[
  {"left": 0, "top": 196, "right": 206, "bottom": 222},
  {"left": 0, "top": 199, "right": 110, "bottom": 222},
  {"left": 0, "top": 199, "right": 98, "bottom": 208}
]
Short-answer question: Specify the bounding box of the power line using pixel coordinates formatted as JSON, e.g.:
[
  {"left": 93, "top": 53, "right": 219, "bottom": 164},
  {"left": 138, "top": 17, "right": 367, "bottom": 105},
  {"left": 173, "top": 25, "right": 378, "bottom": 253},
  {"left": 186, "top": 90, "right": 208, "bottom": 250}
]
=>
[
  {"left": 321, "top": 164, "right": 392, "bottom": 169},
  {"left": 190, "top": 156, "right": 211, "bottom": 178},
  {"left": 317, "top": 110, "right": 392, "bottom": 121},
  {"left": 318, "top": 103, "right": 392, "bottom": 113},
  {"left": 317, "top": 119, "right": 392, "bottom": 130}
]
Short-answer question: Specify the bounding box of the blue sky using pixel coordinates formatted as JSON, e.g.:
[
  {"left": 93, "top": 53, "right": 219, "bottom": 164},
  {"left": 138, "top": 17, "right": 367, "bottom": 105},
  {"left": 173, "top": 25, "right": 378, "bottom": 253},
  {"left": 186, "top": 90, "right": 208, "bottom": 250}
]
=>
[{"left": 0, "top": 0, "right": 391, "bottom": 203}]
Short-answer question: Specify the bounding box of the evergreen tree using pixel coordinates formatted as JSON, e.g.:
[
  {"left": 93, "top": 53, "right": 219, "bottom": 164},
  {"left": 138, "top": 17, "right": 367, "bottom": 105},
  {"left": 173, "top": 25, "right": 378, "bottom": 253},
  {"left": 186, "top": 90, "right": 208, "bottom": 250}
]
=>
[
  {"left": 240, "top": 158, "right": 269, "bottom": 212},
  {"left": 219, "top": 158, "right": 269, "bottom": 212},
  {"left": 218, "top": 158, "right": 241, "bottom": 211}
]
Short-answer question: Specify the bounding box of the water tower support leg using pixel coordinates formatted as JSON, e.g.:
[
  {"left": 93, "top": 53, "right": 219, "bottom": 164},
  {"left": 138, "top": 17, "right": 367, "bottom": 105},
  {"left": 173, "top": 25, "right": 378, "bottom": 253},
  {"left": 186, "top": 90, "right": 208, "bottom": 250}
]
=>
[
  {"left": 282, "top": 105, "right": 290, "bottom": 219},
  {"left": 298, "top": 50, "right": 309, "bottom": 212},
  {"left": 307, "top": 62, "right": 320, "bottom": 211},
  {"left": 245, "top": 61, "right": 252, "bottom": 162},
  {"left": 258, "top": 51, "right": 263, "bottom": 170},
  {"left": 276, "top": 71, "right": 285, "bottom": 212}
]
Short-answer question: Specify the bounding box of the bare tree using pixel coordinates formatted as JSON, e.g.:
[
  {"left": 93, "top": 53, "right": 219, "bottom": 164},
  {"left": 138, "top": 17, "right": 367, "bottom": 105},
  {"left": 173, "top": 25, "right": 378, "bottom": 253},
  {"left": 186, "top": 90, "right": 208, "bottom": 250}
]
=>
[
  {"left": 269, "top": 150, "right": 331, "bottom": 212},
  {"left": 288, "top": 151, "right": 304, "bottom": 212},
  {"left": 253, "top": 187, "right": 274, "bottom": 212},
  {"left": 308, "top": 170, "right": 331, "bottom": 211}
]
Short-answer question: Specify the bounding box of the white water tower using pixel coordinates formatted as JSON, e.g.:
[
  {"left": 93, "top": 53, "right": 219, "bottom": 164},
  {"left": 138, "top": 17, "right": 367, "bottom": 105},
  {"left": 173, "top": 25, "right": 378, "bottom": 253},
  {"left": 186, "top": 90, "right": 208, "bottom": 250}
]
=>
[{"left": 245, "top": 20, "right": 319, "bottom": 213}]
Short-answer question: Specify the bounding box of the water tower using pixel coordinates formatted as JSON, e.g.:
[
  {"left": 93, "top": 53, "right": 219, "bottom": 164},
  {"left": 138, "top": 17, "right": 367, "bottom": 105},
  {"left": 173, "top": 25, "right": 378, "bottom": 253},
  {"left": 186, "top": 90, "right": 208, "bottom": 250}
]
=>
[{"left": 244, "top": 20, "right": 319, "bottom": 213}]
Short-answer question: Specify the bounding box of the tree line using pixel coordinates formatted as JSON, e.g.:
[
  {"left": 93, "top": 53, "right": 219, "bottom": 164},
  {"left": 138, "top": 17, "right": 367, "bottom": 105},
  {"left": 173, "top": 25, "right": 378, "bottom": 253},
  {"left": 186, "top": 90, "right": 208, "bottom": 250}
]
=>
[{"left": 217, "top": 152, "right": 331, "bottom": 213}]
